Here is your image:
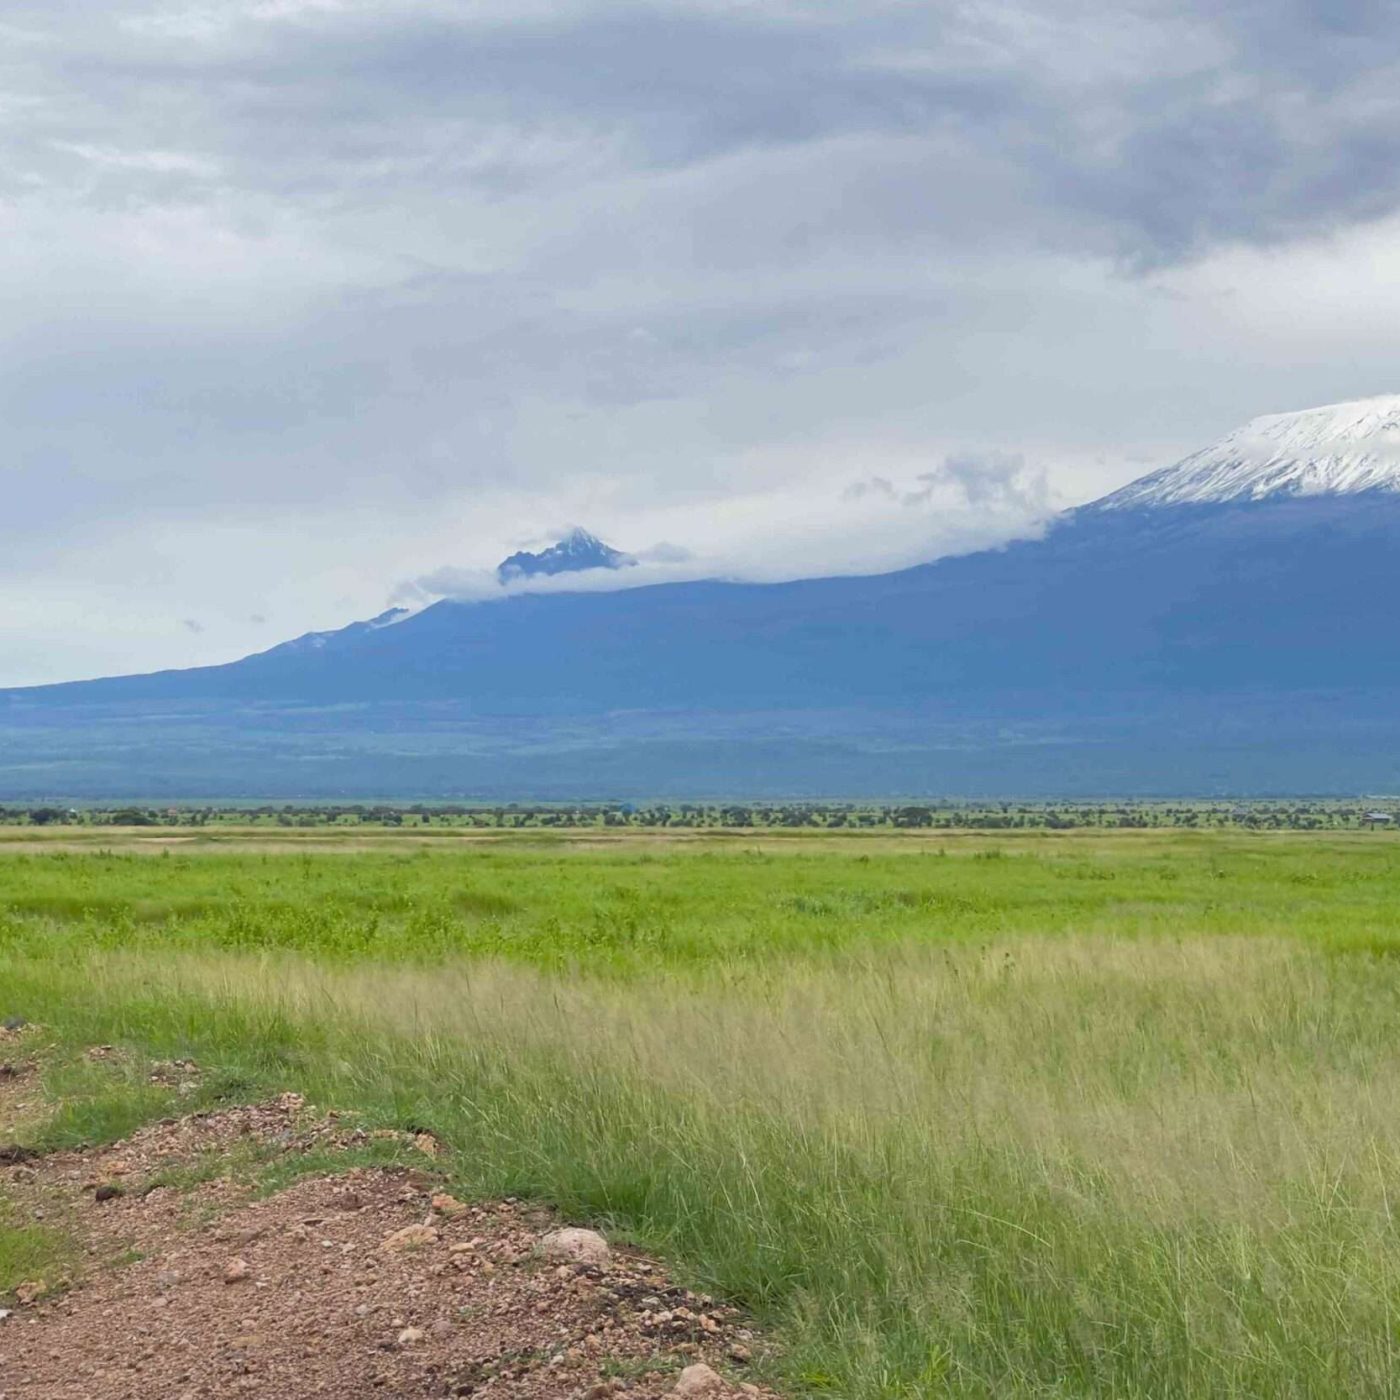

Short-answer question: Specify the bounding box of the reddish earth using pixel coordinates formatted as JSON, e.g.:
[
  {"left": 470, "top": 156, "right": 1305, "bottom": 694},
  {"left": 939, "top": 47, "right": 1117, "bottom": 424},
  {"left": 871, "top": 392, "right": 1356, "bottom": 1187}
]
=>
[{"left": 0, "top": 1048, "right": 772, "bottom": 1400}]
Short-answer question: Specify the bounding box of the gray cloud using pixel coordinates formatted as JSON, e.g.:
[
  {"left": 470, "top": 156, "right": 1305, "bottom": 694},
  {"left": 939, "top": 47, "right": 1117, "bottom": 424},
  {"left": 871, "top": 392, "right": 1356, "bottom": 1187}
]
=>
[
  {"left": 5, "top": 0, "right": 1400, "bottom": 683},
  {"left": 9, "top": 3, "right": 1400, "bottom": 264}
]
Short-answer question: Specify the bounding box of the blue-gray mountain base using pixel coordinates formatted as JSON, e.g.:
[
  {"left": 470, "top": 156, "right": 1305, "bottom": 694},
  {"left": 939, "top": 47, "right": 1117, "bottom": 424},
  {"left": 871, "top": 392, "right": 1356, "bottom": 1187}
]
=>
[{"left": 6, "top": 397, "right": 1400, "bottom": 799}]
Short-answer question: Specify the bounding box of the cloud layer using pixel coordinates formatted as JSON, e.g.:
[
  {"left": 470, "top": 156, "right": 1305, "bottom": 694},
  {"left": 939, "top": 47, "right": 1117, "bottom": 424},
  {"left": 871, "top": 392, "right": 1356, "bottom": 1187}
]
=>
[{"left": 5, "top": 0, "right": 1400, "bottom": 682}]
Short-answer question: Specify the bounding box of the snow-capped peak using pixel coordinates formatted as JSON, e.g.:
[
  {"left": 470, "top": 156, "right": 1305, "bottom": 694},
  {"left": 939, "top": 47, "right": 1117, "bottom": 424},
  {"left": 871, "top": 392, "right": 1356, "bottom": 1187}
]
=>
[{"left": 1095, "top": 394, "right": 1400, "bottom": 510}]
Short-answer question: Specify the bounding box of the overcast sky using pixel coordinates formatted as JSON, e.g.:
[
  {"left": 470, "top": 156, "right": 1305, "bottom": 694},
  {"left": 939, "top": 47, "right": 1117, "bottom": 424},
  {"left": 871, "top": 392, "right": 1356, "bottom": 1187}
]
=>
[{"left": 5, "top": 0, "right": 1400, "bottom": 684}]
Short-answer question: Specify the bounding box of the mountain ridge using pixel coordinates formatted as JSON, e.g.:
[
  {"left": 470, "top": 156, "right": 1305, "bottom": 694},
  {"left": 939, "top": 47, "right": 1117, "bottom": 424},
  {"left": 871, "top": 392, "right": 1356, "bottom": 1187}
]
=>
[
  {"left": 496, "top": 528, "right": 635, "bottom": 582},
  {"left": 6, "top": 397, "right": 1400, "bottom": 796}
]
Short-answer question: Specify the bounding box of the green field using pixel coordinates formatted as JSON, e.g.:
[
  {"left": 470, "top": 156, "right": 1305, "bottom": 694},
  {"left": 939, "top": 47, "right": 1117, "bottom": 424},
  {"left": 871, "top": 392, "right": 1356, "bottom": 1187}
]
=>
[{"left": 7, "top": 828, "right": 1400, "bottom": 1396}]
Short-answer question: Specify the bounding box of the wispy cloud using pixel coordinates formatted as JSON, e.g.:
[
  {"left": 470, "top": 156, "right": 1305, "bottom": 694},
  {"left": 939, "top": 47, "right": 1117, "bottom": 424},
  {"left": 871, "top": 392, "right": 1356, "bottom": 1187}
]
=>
[
  {"left": 409, "top": 454, "right": 1057, "bottom": 603},
  {"left": 843, "top": 452, "right": 1050, "bottom": 513}
]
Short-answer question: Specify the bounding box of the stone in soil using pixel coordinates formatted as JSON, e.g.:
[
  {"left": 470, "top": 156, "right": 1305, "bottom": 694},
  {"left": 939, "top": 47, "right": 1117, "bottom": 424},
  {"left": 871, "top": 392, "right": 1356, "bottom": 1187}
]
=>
[
  {"left": 381, "top": 1223, "right": 440, "bottom": 1252},
  {"left": 674, "top": 1363, "right": 730, "bottom": 1396},
  {"left": 540, "top": 1227, "right": 611, "bottom": 1268}
]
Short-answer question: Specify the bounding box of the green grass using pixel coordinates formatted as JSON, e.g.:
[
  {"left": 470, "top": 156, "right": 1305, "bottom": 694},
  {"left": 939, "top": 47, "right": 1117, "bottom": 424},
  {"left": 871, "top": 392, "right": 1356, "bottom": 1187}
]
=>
[
  {"left": 7, "top": 831, "right": 1400, "bottom": 1396},
  {"left": 0, "top": 1206, "right": 72, "bottom": 1303},
  {"left": 3, "top": 830, "right": 1400, "bottom": 971}
]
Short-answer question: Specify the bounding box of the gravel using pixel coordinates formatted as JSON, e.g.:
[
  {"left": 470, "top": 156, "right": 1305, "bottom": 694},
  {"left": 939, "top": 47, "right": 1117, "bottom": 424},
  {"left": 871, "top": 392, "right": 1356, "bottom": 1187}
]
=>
[{"left": 0, "top": 1090, "right": 773, "bottom": 1400}]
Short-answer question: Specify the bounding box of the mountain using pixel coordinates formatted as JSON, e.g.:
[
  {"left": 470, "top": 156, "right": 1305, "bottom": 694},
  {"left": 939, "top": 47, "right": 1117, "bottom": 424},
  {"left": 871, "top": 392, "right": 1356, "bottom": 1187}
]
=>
[
  {"left": 1095, "top": 393, "right": 1400, "bottom": 508},
  {"left": 258, "top": 608, "right": 413, "bottom": 657},
  {"left": 496, "top": 528, "right": 635, "bottom": 582},
  {"left": 5, "top": 395, "right": 1400, "bottom": 798}
]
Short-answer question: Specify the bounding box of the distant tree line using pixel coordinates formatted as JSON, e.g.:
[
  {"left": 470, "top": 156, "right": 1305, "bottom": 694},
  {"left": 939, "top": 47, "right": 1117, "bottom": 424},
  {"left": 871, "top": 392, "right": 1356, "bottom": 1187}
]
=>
[{"left": 0, "top": 801, "right": 1394, "bottom": 831}]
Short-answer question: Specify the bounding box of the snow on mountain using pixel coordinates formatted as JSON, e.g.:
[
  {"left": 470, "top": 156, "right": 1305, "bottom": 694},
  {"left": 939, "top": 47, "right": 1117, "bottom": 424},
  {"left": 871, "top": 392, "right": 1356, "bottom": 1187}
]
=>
[
  {"left": 497, "top": 528, "right": 636, "bottom": 582},
  {"left": 261, "top": 607, "right": 413, "bottom": 656},
  {"left": 1095, "top": 394, "right": 1400, "bottom": 509}
]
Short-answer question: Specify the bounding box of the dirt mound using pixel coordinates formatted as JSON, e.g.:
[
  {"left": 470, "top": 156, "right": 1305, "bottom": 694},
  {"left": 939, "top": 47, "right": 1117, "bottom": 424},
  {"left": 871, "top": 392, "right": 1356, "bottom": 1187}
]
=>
[{"left": 0, "top": 1095, "right": 770, "bottom": 1400}]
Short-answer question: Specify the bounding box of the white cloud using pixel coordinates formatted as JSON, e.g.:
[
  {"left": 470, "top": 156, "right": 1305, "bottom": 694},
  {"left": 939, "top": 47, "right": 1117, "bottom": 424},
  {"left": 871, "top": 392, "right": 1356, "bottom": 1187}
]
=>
[{"left": 4, "top": 0, "right": 1400, "bottom": 684}]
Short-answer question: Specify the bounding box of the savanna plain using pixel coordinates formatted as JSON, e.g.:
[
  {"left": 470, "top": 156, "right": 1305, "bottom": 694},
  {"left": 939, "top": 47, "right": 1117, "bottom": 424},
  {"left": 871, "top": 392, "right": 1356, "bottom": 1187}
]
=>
[{"left": 4, "top": 826, "right": 1400, "bottom": 1398}]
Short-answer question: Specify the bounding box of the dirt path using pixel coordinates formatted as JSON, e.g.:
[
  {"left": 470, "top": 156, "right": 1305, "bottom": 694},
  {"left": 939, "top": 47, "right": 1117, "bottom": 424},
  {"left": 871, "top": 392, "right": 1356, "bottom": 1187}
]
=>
[{"left": 0, "top": 1061, "right": 769, "bottom": 1400}]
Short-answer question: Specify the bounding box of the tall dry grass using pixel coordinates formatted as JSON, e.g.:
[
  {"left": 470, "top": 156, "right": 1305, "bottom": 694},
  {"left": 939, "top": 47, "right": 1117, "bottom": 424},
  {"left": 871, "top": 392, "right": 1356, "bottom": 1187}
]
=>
[{"left": 12, "top": 935, "right": 1400, "bottom": 1396}]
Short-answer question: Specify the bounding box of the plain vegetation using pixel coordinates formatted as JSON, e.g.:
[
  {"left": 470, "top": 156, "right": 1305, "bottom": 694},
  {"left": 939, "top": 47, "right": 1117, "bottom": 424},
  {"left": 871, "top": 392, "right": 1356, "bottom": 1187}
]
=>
[
  {"left": 4, "top": 798, "right": 1397, "bottom": 831},
  {"left": 6, "top": 828, "right": 1400, "bottom": 1397}
]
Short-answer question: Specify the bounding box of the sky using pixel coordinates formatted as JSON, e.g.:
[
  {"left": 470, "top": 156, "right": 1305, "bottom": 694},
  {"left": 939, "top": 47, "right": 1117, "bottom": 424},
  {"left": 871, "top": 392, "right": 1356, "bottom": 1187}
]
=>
[{"left": 5, "top": 0, "right": 1400, "bottom": 685}]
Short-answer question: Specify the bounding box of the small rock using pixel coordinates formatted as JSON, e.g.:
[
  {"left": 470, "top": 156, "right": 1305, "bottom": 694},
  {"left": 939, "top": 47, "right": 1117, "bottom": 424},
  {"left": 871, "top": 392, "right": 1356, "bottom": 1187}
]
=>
[
  {"left": 414, "top": 1132, "right": 442, "bottom": 1157},
  {"left": 431, "top": 1192, "right": 468, "bottom": 1217},
  {"left": 0, "top": 1307, "right": 11, "bottom": 1322},
  {"left": 94, "top": 1184, "right": 124, "bottom": 1203},
  {"left": 539, "top": 1227, "right": 610, "bottom": 1268},
  {"left": 727, "top": 1343, "right": 752, "bottom": 1364},
  {"left": 673, "top": 1364, "right": 729, "bottom": 1397},
  {"left": 0, "top": 1063, "right": 15, "bottom": 1078},
  {"left": 381, "top": 1224, "right": 440, "bottom": 1253},
  {"left": 397, "top": 1326, "right": 425, "bottom": 1346},
  {"left": 223, "top": 1258, "right": 253, "bottom": 1285},
  {"left": 14, "top": 1280, "right": 48, "bottom": 1306}
]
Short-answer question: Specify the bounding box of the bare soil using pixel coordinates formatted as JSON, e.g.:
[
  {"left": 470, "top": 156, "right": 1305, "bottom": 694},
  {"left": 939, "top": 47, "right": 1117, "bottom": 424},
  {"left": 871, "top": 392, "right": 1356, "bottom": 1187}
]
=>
[{"left": 0, "top": 1060, "right": 771, "bottom": 1400}]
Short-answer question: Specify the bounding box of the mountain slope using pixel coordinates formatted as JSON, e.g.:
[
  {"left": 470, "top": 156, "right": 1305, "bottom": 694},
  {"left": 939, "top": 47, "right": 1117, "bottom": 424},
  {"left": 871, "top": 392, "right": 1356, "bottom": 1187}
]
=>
[
  {"left": 6, "top": 396, "right": 1400, "bottom": 796},
  {"left": 13, "top": 491, "right": 1400, "bottom": 712}
]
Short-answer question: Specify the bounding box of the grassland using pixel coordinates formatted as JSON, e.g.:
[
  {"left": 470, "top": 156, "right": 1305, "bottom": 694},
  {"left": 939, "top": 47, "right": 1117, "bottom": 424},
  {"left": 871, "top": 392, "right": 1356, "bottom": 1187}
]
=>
[{"left": 6, "top": 828, "right": 1400, "bottom": 1396}]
